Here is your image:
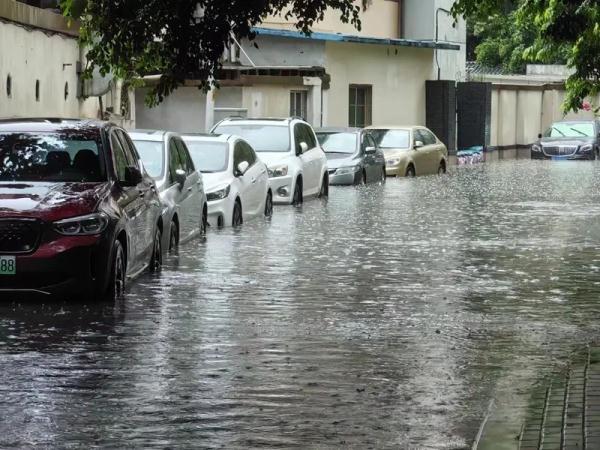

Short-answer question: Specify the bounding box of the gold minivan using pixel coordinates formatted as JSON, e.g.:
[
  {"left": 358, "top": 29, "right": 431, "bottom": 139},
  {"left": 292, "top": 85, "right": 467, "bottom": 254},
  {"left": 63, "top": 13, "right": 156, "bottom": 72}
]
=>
[{"left": 365, "top": 126, "right": 448, "bottom": 177}]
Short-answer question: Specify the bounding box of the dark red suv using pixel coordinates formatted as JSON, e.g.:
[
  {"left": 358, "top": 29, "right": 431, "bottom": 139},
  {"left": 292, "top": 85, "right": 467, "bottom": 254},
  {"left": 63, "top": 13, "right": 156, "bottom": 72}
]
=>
[{"left": 0, "top": 119, "right": 164, "bottom": 300}]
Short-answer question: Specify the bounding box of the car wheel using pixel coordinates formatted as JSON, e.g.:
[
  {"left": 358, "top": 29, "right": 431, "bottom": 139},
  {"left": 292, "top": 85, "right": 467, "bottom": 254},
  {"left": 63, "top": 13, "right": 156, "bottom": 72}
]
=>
[
  {"left": 149, "top": 227, "right": 162, "bottom": 273},
  {"left": 406, "top": 165, "right": 416, "bottom": 177},
  {"left": 199, "top": 206, "right": 207, "bottom": 241},
  {"left": 359, "top": 170, "right": 367, "bottom": 185},
  {"left": 381, "top": 167, "right": 387, "bottom": 184},
  {"left": 168, "top": 220, "right": 178, "bottom": 252},
  {"left": 106, "top": 240, "right": 126, "bottom": 301},
  {"left": 292, "top": 179, "right": 303, "bottom": 206},
  {"left": 318, "top": 174, "right": 329, "bottom": 198},
  {"left": 264, "top": 191, "right": 273, "bottom": 218},
  {"left": 232, "top": 200, "right": 243, "bottom": 227},
  {"left": 438, "top": 162, "right": 447, "bottom": 175}
]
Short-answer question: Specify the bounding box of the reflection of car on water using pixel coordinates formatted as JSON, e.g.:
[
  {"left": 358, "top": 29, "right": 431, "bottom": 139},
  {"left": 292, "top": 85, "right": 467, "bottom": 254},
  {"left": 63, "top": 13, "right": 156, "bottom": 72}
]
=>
[{"left": 531, "top": 120, "right": 600, "bottom": 160}]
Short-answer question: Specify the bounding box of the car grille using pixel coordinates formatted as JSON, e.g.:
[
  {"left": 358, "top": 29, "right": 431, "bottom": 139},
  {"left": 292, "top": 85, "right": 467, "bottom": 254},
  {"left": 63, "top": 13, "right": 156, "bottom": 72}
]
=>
[
  {"left": 543, "top": 146, "right": 578, "bottom": 156},
  {"left": 0, "top": 220, "right": 41, "bottom": 254}
]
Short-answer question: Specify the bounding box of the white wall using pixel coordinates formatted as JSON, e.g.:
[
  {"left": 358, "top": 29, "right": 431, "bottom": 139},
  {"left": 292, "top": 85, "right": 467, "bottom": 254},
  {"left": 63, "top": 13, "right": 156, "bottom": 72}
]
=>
[
  {"left": 0, "top": 20, "right": 99, "bottom": 119},
  {"left": 324, "top": 42, "right": 434, "bottom": 127},
  {"left": 135, "top": 87, "right": 207, "bottom": 133}
]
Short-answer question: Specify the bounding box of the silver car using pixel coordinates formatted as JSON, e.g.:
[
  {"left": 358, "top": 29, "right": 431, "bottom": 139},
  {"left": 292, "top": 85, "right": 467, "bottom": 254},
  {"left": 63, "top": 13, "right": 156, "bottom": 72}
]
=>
[
  {"left": 315, "top": 128, "right": 386, "bottom": 185},
  {"left": 130, "top": 130, "right": 208, "bottom": 251}
]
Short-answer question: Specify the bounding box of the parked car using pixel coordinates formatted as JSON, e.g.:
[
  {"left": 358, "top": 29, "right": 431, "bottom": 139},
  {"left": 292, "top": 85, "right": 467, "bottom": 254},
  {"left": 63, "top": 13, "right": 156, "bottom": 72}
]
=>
[
  {"left": 531, "top": 120, "right": 600, "bottom": 160},
  {"left": 366, "top": 126, "right": 448, "bottom": 177},
  {"left": 182, "top": 134, "right": 272, "bottom": 227},
  {"left": 211, "top": 118, "right": 328, "bottom": 205},
  {"left": 129, "top": 130, "right": 208, "bottom": 251},
  {"left": 315, "top": 127, "right": 386, "bottom": 185},
  {"left": 0, "top": 119, "right": 164, "bottom": 300}
]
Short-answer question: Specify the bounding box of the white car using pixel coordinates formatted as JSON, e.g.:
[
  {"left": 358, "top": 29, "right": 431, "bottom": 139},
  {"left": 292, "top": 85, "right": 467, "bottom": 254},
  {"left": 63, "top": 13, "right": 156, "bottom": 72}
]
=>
[
  {"left": 182, "top": 134, "right": 273, "bottom": 227},
  {"left": 211, "top": 118, "right": 329, "bottom": 205},
  {"left": 129, "top": 130, "right": 208, "bottom": 251}
]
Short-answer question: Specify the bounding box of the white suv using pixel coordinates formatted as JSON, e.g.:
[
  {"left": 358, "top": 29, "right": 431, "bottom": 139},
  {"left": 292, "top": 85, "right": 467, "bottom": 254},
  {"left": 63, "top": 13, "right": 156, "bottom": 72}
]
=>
[{"left": 211, "top": 118, "right": 329, "bottom": 205}]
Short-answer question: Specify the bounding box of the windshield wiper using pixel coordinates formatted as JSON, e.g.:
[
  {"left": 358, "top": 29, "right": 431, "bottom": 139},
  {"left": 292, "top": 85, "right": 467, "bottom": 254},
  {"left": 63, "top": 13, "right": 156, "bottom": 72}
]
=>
[
  {"left": 569, "top": 127, "right": 589, "bottom": 137},
  {"left": 551, "top": 127, "right": 566, "bottom": 137}
]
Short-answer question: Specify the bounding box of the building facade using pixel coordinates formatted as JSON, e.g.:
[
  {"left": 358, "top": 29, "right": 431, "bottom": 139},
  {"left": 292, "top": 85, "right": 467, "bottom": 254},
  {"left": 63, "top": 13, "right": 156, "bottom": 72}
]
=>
[{"left": 135, "top": 0, "right": 467, "bottom": 134}]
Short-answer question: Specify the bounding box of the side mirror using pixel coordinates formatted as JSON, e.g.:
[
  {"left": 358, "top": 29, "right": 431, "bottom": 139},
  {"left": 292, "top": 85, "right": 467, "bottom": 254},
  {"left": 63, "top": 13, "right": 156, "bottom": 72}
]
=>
[
  {"left": 235, "top": 161, "right": 249, "bottom": 177},
  {"left": 414, "top": 140, "right": 424, "bottom": 149},
  {"left": 365, "top": 146, "right": 376, "bottom": 154},
  {"left": 174, "top": 168, "right": 186, "bottom": 189},
  {"left": 123, "top": 166, "right": 143, "bottom": 186},
  {"left": 538, "top": 133, "right": 543, "bottom": 139},
  {"left": 298, "top": 142, "right": 309, "bottom": 155}
]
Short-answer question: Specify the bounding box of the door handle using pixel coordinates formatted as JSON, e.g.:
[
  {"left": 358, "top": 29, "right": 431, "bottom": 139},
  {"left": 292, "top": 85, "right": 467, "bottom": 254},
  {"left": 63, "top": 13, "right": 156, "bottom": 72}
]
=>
[
  {"left": 187, "top": 187, "right": 194, "bottom": 192},
  {"left": 251, "top": 178, "right": 257, "bottom": 184}
]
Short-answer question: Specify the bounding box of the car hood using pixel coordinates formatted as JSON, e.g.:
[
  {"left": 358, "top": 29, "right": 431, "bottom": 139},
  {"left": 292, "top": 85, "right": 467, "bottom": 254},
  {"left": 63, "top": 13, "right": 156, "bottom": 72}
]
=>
[
  {"left": 256, "top": 152, "right": 292, "bottom": 167},
  {"left": 326, "top": 153, "right": 360, "bottom": 169},
  {"left": 202, "top": 172, "right": 233, "bottom": 193},
  {"left": 0, "top": 182, "right": 110, "bottom": 221},
  {"left": 540, "top": 137, "right": 595, "bottom": 146}
]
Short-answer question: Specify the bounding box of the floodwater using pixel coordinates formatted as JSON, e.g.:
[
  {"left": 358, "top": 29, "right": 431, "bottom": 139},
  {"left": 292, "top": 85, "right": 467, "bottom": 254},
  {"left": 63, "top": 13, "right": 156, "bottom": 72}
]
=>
[{"left": 2, "top": 160, "right": 600, "bottom": 449}]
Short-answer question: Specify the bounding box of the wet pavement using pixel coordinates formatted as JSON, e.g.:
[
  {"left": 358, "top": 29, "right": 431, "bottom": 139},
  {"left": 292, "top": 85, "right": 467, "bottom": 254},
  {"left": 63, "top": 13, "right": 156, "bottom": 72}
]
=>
[{"left": 2, "top": 160, "right": 600, "bottom": 448}]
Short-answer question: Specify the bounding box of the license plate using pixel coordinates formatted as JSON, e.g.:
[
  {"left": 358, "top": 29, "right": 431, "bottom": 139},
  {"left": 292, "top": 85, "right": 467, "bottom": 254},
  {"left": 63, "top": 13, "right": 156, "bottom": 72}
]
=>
[{"left": 0, "top": 256, "right": 16, "bottom": 275}]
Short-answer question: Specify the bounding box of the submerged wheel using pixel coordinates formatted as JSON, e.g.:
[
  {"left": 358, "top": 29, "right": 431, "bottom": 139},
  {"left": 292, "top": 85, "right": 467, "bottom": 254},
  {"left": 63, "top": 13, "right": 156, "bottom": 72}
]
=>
[
  {"left": 264, "top": 191, "right": 273, "bottom": 217},
  {"left": 168, "top": 220, "right": 178, "bottom": 251},
  {"left": 406, "top": 165, "right": 416, "bottom": 177},
  {"left": 292, "top": 179, "right": 303, "bottom": 206},
  {"left": 381, "top": 167, "right": 387, "bottom": 184},
  {"left": 438, "top": 162, "right": 447, "bottom": 175},
  {"left": 106, "top": 240, "right": 126, "bottom": 301},
  {"left": 149, "top": 227, "right": 162, "bottom": 273},
  {"left": 318, "top": 174, "right": 329, "bottom": 198},
  {"left": 232, "top": 200, "right": 243, "bottom": 227},
  {"left": 199, "top": 206, "right": 207, "bottom": 240}
]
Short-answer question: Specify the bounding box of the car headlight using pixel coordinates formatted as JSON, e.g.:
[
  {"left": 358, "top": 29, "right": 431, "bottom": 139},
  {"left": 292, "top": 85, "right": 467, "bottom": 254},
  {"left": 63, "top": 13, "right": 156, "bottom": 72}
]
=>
[
  {"left": 335, "top": 166, "right": 360, "bottom": 175},
  {"left": 531, "top": 144, "right": 542, "bottom": 153},
  {"left": 579, "top": 144, "right": 593, "bottom": 153},
  {"left": 386, "top": 158, "right": 401, "bottom": 166},
  {"left": 54, "top": 213, "right": 108, "bottom": 236},
  {"left": 207, "top": 185, "right": 230, "bottom": 201},
  {"left": 267, "top": 165, "right": 288, "bottom": 178}
]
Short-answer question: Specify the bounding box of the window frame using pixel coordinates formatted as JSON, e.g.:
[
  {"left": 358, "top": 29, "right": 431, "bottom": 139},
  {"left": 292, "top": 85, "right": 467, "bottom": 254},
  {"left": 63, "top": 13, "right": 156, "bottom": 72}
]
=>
[
  {"left": 110, "top": 130, "right": 130, "bottom": 183},
  {"left": 349, "top": 85, "right": 373, "bottom": 128},
  {"left": 290, "top": 90, "right": 308, "bottom": 120}
]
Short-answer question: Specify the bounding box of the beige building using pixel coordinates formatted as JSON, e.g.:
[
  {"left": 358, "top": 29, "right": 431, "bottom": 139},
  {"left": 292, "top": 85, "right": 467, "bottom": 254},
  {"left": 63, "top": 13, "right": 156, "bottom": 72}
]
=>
[{"left": 135, "top": 0, "right": 467, "bottom": 133}]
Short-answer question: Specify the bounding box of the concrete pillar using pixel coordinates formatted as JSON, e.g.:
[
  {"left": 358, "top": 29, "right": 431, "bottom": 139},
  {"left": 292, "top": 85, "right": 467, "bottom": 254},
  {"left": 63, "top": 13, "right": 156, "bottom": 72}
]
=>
[
  {"left": 304, "top": 77, "right": 322, "bottom": 127},
  {"left": 205, "top": 87, "right": 215, "bottom": 132}
]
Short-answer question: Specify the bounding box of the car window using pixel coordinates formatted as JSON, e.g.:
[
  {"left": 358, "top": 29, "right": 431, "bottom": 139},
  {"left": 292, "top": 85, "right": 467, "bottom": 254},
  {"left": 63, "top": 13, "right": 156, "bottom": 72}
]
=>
[
  {"left": 115, "top": 130, "right": 138, "bottom": 166},
  {"left": 168, "top": 139, "right": 184, "bottom": 184},
  {"left": 213, "top": 124, "right": 290, "bottom": 153},
  {"left": 293, "top": 124, "right": 306, "bottom": 154},
  {"left": 413, "top": 130, "right": 425, "bottom": 145},
  {"left": 302, "top": 124, "right": 317, "bottom": 148},
  {"left": 233, "top": 142, "right": 250, "bottom": 170},
  {"left": 366, "top": 134, "right": 377, "bottom": 149},
  {"left": 175, "top": 139, "right": 195, "bottom": 174},
  {"left": 184, "top": 139, "right": 229, "bottom": 173},
  {"left": 317, "top": 132, "right": 357, "bottom": 154},
  {"left": 239, "top": 141, "right": 256, "bottom": 166},
  {"left": 132, "top": 140, "right": 164, "bottom": 179},
  {"left": 420, "top": 129, "right": 437, "bottom": 145},
  {"left": 111, "top": 133, "right": 129, "bottom": 182},
  {"left": 368, "top": 129, "right": 410, "bottom": 149}
]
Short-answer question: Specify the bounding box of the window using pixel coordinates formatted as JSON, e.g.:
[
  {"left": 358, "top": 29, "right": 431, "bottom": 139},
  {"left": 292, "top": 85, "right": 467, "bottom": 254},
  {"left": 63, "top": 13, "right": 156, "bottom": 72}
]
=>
[
  {"left": 64, "top": 82, "right": 69, "bottom": 101},
  {"left": 413, "top": 130, "right": 425, "bottom": 145},
  {"left": 35, "top": 80, "right": 40, "bottom": 102},
  {"left": 168, "top": 140, "right": 184, "bottom": 183},
  {"left": 6, "top": 75, "right": 11, "bottom": 98},
  {"left": 290, "top": 90, "right": 308, "bottom": 120},
  {"left": 184, "top": 140, "right": 229, "bottom": 173},
  {"left": 233, "top": 142, "right": 247, "bottom": 169},
  {"left": 420, "top": 129, "right": 437, "bottom": 145},
  {"left": 133, "top": 140, "right": 164, "bottom": 179},
  {"left": 175, "top": 139, "right": 195, "bottom": 174},
  {"left": 212, "top": 124, "right": 290, "bottom": 153},
  {"left": 361, "top": 133, "right": 377, "bottom": 153},
  {"left": 111, "top": 133, "right": 129, "bottom": 182},
  {"left": 294, "top": 123, "right": 317, "bottom": 154},
  {"left": 239, "top": 141, "right": 256, "bottom": 166},
  {"left": 349, "top": 85, "right": 372, "bottom": 128}
]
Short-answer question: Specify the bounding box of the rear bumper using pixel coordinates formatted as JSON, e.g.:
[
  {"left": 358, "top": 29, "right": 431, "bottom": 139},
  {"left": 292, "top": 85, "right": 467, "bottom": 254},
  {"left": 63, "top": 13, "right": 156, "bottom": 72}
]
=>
[{"left": 0, "top": 235, "right": 110, "bottom": 299}]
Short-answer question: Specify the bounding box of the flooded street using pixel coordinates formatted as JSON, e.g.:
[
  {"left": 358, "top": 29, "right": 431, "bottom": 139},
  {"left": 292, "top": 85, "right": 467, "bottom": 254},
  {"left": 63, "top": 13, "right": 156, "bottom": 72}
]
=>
[{"left": 3, "top": 159, "right": 600, "bottom": 448}]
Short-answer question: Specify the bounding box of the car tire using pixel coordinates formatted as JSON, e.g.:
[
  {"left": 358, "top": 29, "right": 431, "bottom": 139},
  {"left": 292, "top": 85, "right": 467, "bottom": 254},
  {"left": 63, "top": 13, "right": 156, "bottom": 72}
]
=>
[
  {"left": 149, "top": 227, "right": 162, "bottom": 273},
  {"left": 264, "top": 191, "right": 273, "bottom": 218},
  {"left": 406, "top": 165, "right": 416, "bottom": 177},
  {"left": 105, "top": 240, "right": 126, "bottom": 301},
  {"left": 318, "top": 174, "right": 329, "bottom": 198},
  {"left": 381, "top": 167, "right": 387, "bottom": 184},
  {"left": 168, "top": 220, "right": 178, "bottom": 252},
  {"left": 292, "top": 179, "right": 303, "bottom": 206},
  {"left": 199, "top": 205, "right": 207, "bottom": 241},
  {"left": 360, "top": 170, "right": 367, "bottom": 185},
  {"left": 438, "top": 161, "right": 447, "bottom": 175},
  {"left": 232, "top": 200, "right": 243, "bottom": 227}
]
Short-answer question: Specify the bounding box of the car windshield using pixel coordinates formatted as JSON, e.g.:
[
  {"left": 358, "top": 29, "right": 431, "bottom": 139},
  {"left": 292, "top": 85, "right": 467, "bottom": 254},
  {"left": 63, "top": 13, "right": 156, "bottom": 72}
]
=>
[
  {"left": 544, "top": 122, "right": 595, "bottom": 138},
  {"left": 368, "top": 129, "right": 410, "bottom": 149},
  {"left": 0, "top": 132, "right": 105, "bottom": 182},
  {"left": 184, "top": 141, "right": 229, "bottom": 173},
  {"left": 132, "top": 140, "right": 164, "bottom": 179},
  {"left": 316, "top": 132, "right": 357, "bottom": 154},
  {"left": 213, "top": 124, "right": 290, "bottom": 152}
]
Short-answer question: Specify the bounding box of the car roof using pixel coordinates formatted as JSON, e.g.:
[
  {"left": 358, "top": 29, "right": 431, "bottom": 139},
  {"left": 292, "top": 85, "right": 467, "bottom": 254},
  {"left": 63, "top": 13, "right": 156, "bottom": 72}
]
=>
[
  {"left": 181, "top": 133, "right": 233, "bottom": 144},
  {"left": 129, "top": 129, "right": 174, "bottom": 142},
  {"left": 0, "top": 118, "right": 113, "bottom": 133},
  {"left": 315, "top": 127, "right": 362, "bottom": 134},
  {"left": 365, "top": 125, "right": 419, "bottom": 131},
  {"left": 215, "top": 117, "right": 300, "bottom": 127}
]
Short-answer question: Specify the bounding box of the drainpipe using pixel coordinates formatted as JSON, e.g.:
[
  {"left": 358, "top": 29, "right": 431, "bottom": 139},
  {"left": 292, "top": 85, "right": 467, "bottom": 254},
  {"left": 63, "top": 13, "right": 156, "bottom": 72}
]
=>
[{"left": 435, "top": 7, "right": 452, "bottom": 81}]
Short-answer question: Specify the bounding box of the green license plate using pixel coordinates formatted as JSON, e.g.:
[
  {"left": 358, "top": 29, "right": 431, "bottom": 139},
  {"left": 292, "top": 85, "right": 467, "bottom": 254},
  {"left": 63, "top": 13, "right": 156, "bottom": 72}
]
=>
[{"left": 0, "top": 256, "right": 16, "bottom": 275}]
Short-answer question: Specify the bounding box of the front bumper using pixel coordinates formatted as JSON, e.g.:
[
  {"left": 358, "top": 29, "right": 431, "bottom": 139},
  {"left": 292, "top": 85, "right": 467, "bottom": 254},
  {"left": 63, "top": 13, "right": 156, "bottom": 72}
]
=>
[
  {"left": 0, "top": 234, "right": 108, "bottom": 299},
  {"left": 329, "top": 169, "right": 361, "bottom": 185},
  {"left": 531, "top": 152, "right": 595, "bottom": 161},
  {"left": 207, "top": 198, "right": 234, "bottom": 228},
  {"left": 385, "top": 162, "right": 407, "bottom": 177},
  {"left": 269, "top": 175, "right": 294, "bottom": 204}
]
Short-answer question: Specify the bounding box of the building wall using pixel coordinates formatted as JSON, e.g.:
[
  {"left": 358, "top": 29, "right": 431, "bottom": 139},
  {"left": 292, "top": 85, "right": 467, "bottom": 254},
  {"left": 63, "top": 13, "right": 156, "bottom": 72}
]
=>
[
  {"left": 262, "top": 0, "right": 400, "bottom": 39},
  {"left": 135, "top": 87, "right": 207, "bottom": 133},
  {"left": 324, "top": 42, "right": 434, "bottom": 127},
  {"left": 239, "top": 35, "right": 326, "bottom": 67},
  {"left": 0, "top": 19, "right": 100, "bottom": 119}
]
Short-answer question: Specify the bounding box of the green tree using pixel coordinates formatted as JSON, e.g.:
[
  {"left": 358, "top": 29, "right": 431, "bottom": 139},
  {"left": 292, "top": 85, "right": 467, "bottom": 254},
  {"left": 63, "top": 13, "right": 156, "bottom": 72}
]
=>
[
  {"left": 454, "top": 0, "right": 600, "bottom": 112},
  {"left": 61, "top": 0, "right": 362, "bottom": 106}
]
